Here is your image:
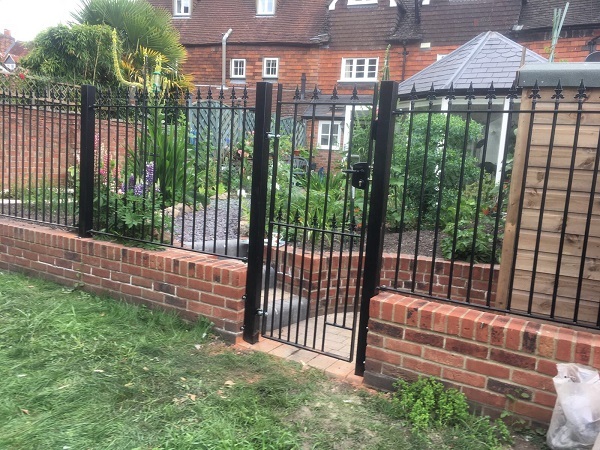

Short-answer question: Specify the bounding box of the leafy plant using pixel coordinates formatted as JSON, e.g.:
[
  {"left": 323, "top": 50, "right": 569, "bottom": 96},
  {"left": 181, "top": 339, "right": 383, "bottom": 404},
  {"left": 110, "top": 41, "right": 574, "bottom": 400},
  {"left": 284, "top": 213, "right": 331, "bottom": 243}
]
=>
[
  {"left": 387, "top": 377, "right": 512, "bottom": 449},
  {"left": 389, "top": 113, "right": 482, "bottom": 230},
  {"left": 441, "top": 176, "right": 506, "bottom": 263}
]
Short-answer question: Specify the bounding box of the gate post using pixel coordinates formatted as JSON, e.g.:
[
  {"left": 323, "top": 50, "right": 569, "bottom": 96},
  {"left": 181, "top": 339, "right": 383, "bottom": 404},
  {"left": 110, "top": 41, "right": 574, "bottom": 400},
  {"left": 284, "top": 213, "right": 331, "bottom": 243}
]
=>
[
  {"left": 243, "top": 82, "right": 273, "bottom": 344},
  {"left": 79, "top": 85, "right": 96, "bottom": 238},
  {"left": 355, "top": 80, "right": 399, "bottom": 375}
]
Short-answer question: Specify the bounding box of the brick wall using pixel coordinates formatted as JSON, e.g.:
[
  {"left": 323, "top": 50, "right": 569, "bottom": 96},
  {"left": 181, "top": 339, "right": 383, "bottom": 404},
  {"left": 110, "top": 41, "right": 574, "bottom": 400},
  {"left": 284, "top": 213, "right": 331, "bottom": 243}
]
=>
[
  {"left": 0, "top": 107, "right": 135, "bottom": 190},
  {"left": 380, "top": 253, "right": 499, "bottom": 305},
  {"left": 0, "top": 219, "right": 247, "bottom": 342},
  {"left": 365, "top": 293, "right": 600, "bottom": 425}
]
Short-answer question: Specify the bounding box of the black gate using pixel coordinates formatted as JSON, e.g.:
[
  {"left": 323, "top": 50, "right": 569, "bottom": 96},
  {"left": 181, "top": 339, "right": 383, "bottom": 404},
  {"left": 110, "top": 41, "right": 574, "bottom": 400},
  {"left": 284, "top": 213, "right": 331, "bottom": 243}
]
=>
[{"left": 244, "top": 82, "right": 398, "bottom": 370}]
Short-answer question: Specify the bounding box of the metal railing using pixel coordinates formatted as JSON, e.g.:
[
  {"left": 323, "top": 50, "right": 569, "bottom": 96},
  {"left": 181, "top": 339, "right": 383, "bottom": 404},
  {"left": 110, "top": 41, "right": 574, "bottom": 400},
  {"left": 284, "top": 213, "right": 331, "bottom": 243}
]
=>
[
  {"left": 0, "top": 82, "right": 80, "bottom": 229},
  {"left": 382, "top": 81, "right": 600, "bottom": 330}
]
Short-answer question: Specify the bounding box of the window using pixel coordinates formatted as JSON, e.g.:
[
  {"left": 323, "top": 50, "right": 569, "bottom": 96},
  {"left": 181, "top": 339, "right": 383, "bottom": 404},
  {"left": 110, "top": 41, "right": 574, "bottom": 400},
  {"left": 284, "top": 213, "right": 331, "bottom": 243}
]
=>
[
  {"left": 263, "top": 57, "right": 279, "bottom": 78},
  {"left": 341, "top": 58, "right": 378, "bottom": 81},
  {"left": 231, "top": 59, "right": 246, "bottom": 78},
  {"left": 348, "top": 0, "right": 377, "bottom": 4},
  {"left": 174, "top": 0, "right": 190, "bottom": 16},
  {"left": 257, "top": 0, "right": 275, "bottom": 15},
  {"left": 319, "top": 121, "right": 342, "bottom": 150}
]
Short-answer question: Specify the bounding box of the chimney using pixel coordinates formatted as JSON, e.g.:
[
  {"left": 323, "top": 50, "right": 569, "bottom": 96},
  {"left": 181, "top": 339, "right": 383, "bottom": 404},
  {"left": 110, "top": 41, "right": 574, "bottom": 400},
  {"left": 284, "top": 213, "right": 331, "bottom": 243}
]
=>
[{"left": 4, "top": 30, "right": 10, "bottom": 37}]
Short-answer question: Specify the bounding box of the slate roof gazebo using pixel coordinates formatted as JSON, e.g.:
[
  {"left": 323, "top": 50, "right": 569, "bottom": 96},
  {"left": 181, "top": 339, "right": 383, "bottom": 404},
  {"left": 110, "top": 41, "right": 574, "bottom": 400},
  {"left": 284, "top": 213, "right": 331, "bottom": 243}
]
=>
[{"left": 397, "top": 31, "right": 547, "bottom": 183}]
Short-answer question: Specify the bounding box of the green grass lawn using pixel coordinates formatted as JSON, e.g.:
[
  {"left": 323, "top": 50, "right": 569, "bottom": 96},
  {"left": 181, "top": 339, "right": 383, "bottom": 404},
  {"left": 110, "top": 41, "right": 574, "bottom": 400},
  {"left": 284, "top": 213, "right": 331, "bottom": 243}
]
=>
[{"left": 0, "top": 271, "right": 543, "bottom": 449}]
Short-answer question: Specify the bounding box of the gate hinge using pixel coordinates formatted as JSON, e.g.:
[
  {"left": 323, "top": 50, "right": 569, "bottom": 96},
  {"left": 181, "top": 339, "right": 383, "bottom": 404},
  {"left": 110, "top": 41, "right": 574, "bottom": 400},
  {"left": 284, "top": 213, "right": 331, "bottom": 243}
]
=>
[
  {"left": 371, "top": 120, "right": 378, "bottom": 140},
  {"left": 256, "top": 309, "right": 268, "bottom": 317}
]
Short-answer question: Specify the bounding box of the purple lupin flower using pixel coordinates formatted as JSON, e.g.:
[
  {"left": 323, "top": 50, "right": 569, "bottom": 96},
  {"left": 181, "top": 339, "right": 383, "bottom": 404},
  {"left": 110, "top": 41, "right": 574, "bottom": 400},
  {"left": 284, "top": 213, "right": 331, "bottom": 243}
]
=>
[
  {"left": 128, "top": 174, "right": 135, "bottom": 192},
  {"left": 133, "top": 184, "right": 144, "bottom": 196},
  {"left": 145, "top": 162, "right": 155, "bottom": 186}
]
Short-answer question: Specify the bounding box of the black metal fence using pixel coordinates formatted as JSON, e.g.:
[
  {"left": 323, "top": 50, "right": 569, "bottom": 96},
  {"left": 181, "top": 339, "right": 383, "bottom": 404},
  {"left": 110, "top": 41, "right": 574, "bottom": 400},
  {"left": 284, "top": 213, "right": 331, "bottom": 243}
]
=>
[
  {"left": 2, "top": 75, "right": 600, "bottom": 333},
  {"left": 381, "top": 81, "right": 600, "bottom": 330},
  {"left": 0, "top": 81, "right": 80, "bottom": 229}
]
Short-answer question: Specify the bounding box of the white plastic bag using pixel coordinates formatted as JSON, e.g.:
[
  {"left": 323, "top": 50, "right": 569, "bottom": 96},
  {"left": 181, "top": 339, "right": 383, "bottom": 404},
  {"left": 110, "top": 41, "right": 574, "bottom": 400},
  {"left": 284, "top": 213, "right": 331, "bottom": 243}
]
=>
[{"left": 547, "top": 364, "right": 600, "bottom": 449}]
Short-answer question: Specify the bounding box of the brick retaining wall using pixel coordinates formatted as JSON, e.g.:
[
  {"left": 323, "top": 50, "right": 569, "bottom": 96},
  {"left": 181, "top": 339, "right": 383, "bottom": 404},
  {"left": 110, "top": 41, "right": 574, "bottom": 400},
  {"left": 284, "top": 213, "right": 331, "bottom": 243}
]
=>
[
  {"left": 365, "top": 292, "right": 600, "bottom": 425},
  {"left": 0, "top": 219, "right": 247, "bottom": 342}
]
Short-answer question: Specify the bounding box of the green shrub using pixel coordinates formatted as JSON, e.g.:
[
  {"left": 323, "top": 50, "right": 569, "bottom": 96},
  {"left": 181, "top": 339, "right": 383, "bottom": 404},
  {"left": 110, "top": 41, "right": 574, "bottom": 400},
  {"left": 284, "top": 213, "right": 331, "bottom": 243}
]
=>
[
  {"left": 387, "top": 377, "right": 512, "bottom": 449},
  {"left": 388, "top": 113, "right": 482, "bottom": 230}
]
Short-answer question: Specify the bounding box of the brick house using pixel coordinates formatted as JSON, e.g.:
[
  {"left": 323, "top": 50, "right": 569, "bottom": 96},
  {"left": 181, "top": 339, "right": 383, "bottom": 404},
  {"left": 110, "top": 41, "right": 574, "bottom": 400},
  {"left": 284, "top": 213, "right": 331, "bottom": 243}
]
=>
[
  {"left": 149, "top": 0, "right": 599, "bottom": 91},
  {"left": 147, "top": 0, "right": 598, "bottom": 168},
  {"left": 0, "top": 30, "right": 29, "bottom": 72}
]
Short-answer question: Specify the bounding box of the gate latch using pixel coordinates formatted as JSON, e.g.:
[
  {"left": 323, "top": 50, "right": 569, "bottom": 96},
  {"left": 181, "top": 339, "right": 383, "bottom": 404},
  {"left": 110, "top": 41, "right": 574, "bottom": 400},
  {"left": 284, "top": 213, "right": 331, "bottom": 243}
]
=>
[{"left": 342, "top": 162, "right": 369, "bottom": 190}]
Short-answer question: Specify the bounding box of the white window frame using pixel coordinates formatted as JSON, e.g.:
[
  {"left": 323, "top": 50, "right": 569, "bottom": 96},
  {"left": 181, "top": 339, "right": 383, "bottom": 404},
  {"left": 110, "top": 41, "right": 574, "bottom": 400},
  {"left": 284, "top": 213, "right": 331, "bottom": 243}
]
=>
[
  {"left": 348, "top": 0, "right": 378, "bottom": 4},
  {"left": 263, "top": 57, "right": 279, "bottom": 78},
  {"left": 173, "top": 0, "right": 191, "bottom": 16},
  {"left": 340, "top": 57, "right": 379, "bottom": 82},
  {"left": 230, "top": 59, "right": 246, "bottom": 79},
  {"left": 318, "top": 121, "right": 342, "bottom": 150},
  {"left": 257, "top": 0, "right": 275, "bottom": 15}
]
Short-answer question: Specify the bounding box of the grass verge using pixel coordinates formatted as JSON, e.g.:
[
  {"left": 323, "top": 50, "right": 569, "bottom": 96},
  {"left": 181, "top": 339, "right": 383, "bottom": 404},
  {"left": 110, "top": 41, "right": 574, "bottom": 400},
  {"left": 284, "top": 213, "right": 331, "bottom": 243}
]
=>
[{"left": 0, "top": 271, "right": 544, "bottom": 449}]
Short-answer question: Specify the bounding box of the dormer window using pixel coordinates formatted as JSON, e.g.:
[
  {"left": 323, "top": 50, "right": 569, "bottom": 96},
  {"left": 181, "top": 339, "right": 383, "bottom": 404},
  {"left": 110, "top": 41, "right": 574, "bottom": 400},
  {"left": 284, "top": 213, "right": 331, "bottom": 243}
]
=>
[
  {"left": 348, "top": 0, "right": 378, "bottom": 5},
  {"left": 257, "top": 0, "right": 275, "bottom": 15},
  {"left": 174, "top": 0, "right": 191, "bottom": 16}
]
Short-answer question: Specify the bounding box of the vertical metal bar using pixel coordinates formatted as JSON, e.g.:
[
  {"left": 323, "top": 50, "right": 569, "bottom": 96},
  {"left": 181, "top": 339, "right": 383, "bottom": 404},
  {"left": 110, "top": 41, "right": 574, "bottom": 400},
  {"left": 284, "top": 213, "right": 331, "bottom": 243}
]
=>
[
  {"left": 528, "top": 84, "right": 562, "bottom": 316},
  {"left": 552, "top": 90, "right": 584, "bottom": 318},
  {"left": 243, "top": 82, "right": 273, "bottom": 344},
  {"left": 355, "top": 80, "right": 398, "bottom": 376},
  {"left": 79, "top": 85, "right": 96, "bottom": 237}
]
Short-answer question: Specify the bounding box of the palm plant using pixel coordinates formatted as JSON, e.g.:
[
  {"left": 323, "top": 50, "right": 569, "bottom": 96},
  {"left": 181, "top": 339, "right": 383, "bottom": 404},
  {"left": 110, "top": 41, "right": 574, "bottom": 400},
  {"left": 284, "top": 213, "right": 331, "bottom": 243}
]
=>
[{"left": 73, "top": 0, "right": 191, "bottom": 89}]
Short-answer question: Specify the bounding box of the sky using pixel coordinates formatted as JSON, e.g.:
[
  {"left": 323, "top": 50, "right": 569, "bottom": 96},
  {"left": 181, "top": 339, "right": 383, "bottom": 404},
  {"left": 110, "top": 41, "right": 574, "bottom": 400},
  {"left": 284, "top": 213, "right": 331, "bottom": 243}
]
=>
[{"left": 1, "top": 0, "right": 84, "bottom": 42}]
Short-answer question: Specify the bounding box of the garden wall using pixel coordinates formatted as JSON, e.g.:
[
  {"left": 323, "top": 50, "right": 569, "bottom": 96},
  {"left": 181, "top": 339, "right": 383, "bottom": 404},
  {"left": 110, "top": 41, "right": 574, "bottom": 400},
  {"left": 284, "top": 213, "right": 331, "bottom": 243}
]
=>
[
  {"left": 0, "top": 108, "right": 134, "bottom": 189},
  {"left": 364, "top": 292, "right": 600, "bottom": 425},
  {"left": 0, "top": 219, "right": 246, "bottom": 342}
]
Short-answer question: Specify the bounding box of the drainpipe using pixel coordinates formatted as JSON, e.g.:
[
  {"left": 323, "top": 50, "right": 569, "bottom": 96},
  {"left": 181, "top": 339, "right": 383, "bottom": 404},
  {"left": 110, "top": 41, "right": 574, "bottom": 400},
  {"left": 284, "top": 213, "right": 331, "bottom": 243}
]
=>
[{"left": 221, "top": 28, "right": 233, "bottom": 89}]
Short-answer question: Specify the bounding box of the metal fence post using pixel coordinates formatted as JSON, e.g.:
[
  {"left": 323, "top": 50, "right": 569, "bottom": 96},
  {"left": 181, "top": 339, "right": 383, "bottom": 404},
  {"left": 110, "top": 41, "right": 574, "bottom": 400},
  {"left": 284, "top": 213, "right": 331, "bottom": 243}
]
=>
[
  {"left": 355, "top": 80, "right": 399, "bottom": 375},
  {"left": 243, "top": 82, "right": 273, "bottom": 344},
  {"left": 79, "top": 85, "right": 95, "bottom": 238}
]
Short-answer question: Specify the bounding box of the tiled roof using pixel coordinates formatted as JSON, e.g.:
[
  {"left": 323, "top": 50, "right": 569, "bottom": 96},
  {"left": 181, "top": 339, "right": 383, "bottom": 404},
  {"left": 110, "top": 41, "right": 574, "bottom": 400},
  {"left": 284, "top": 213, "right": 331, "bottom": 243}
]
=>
[
  {"left": 148, "top": 0, "right": 329, "bottom": 46},
  {"left": 327, "top": 1, "right": 401, "bottom": 49},
  {"left": 397, "top": 31, "right": 547, "bottom": 95},
  {"left": 518, "top": 0, "right": 600, "bottom": 31},
  {"left": 394, "top": 0, "right": 522, "bottom": 45}
]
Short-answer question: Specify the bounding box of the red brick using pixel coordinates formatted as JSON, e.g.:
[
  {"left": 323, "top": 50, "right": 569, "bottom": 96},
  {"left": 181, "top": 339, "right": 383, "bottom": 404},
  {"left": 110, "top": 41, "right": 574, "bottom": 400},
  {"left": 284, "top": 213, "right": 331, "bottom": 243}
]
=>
[
  {"left": 534, "top": 391, "right": 557, "bottom": 408},
  {"left": 490, "top": 349, "right": 536, "bottom": 370},
  {"left": 188, "top": 278, "right": 214, "bottom": 292},
  {"left": 200, "top": 293, "right": 226, "bottom": 308},
  {"left": 423, "top": 347, "right": 465, "bottom": 368},
  {"left": 386, "top": 337, "right": 423, "bottom": 357},
  {"left": 369, "top": 320, "right": 403, "bottom": 338},
  {"left": 187, "top": 301, "right": 212, "bottom": 316},
  {"left": 460, "top": 309, "right": 482, "bottom": 340},
  {"left": 511, "top": 369, "right": 553, "bottom": 391},
  {"left": 432, "top": 304, "right": 454, "bottom": 333},
  {"left": 402, "top": 356, "right": 442, "bottom": 377},
  {"left": 177, "top": 287, "right": 200, "bottom": 301},
  {"left": 445, "top": 338, "right": 488, "bottom": 359},
  {"left": 462, "top": 386, "right": 507, "bottom": 409},
  {"left": 556, "top": 328, "right": 575, "bottom": 361},
  {"left": 490, "top": 316, "right": 509, "bottom": 346},
  {"left": 214, "top": 284, "right": 245, "bottom": 299},
  {"left": 537, "top": 325, "right": 557, "bottom": 358},
  {"left": 475, "top": 312, "right": 496, "bottom": 343},
  {"left": 536, "top": 359, "right": 558, "bottom": 377},
  {"left": 404, "top": 329, "right": 444, "bottom": 348},
  {"left": 509, "top": 401, "right": 553, "bottom": 424},
  {"left": 366, "top": 346, "right": 402, "bottom": 365},
  {"left": 443, "top": 367, "right": 486, "bottom": 388},
  {"left": 505, "top": 318, "right": 526, "bottom": 351},
  {"left": 446, "top": 308, "right": 463, "bottom": 335},
  {"left": 111, "top": 271, "right": 131, "bottom": 284},
  {"left": 466, "top": 358, "right": 510, "bottom": 379},
  {"left": 419, "top": 302, "right": 439, "bottom": 330},
  {"left": 574, "top": 333, "right": 593, "bottom": 365}
]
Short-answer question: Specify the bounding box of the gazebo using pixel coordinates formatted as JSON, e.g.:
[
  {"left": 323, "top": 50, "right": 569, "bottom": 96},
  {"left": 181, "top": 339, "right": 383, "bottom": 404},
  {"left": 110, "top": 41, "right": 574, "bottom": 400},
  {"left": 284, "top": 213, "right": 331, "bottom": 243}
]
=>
[{"left": 397, "top": 31, "right": 547, "bottom": 183}]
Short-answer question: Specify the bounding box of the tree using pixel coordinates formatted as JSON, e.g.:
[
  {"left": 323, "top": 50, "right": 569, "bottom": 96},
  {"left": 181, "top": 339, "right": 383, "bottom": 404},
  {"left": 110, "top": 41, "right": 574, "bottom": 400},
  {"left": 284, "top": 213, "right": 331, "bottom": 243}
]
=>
[
  {"left": 20, "top": 24, "right": 119, "bottom": 86},
  {"left": 73, "top": 0, "right": 189, "bottom": 88}
]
